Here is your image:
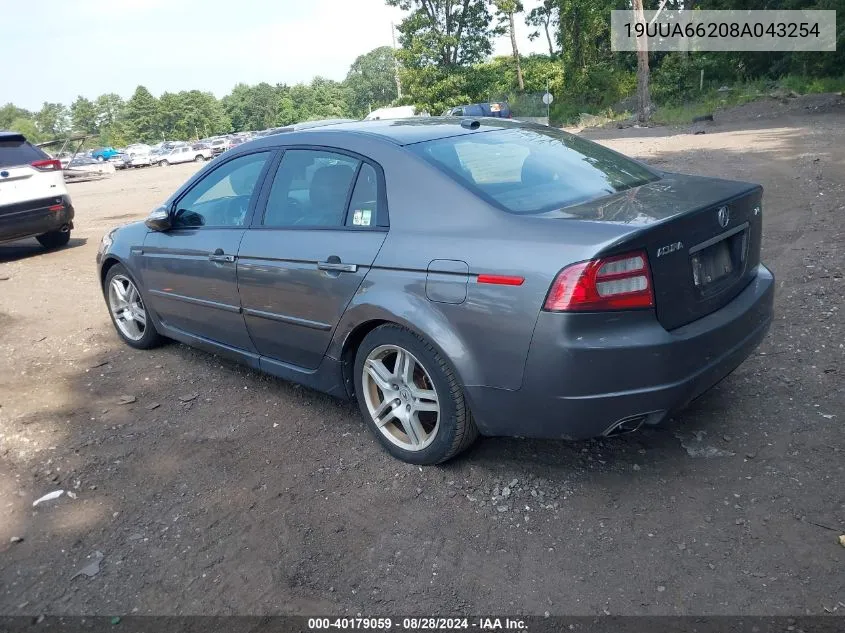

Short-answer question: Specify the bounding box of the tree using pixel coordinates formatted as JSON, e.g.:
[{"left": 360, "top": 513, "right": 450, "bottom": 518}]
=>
[
  {"left": 123, "top": 86, "right": 162, "bottom": 143},
  {"left": 0, "top": 103, "right": 33, "bottom": 130},
  {"left": 345, "top": 46, "right": 400, "bottom": 116},
  {"left": 93, "top": 94, "right": 127, "bottom": 147},
  {"left": 386, "top": 0, "right": 495, "bottom": 68},
  {"left": 243, "top": 82, "right": 279, "bottom": 131},
  {"left": 70, "top": 96, "right": 98, "bottom": 134},
  {"left": 221, "top": 83, "right": 252, "bottom": 132},
  {"left": 631, "top": 0, "right": 650, "bottom": 122},
  {"left": 525, "top": 0, "right": 559, "bottom": 57},
  {"left": 8, "top": 117, "right": 40, "bottom": 141},
  {"left": 494, "top": 0, "right": 525, "bottom": 91},
  {"left": 95, "top": 93, "right": 124, "bottom": 128},
  {"left": 35, "top": 102, "right": 69, "bottom": 138}
]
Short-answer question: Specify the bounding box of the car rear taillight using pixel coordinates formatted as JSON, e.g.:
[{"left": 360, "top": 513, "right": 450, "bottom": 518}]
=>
[
  {"left": 31, "top": 159, "right": 62, "bottom": 171},
  {"left": 543, "top": 251, "right": 654, "bottom": 312}
]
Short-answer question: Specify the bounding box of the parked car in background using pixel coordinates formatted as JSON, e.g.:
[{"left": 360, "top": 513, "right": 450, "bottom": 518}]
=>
[
  {"left": 96, "top": 118, "right": 773, "bottom": 465},
  {"left": 0, "top": 130, "right": 74, "bottom": 249},
  {"left": 149, "top": 148, "right": 167, "bottom": 164},
  {"left": 91, "top": 146, "right": 120, "bottom": 161},
  {"left": 443, "top": 102, "right": 512, "bottom": 118},
  {"left": 208, "top": 138, "right": 230, "bottom": 156},
  {"left": 124, "top": 144, "right": 154, "bottom": 168},
  {"left": 109, "top": 151, "right": 128, "bottom": 169},
  {"left": 156, "top": 145, "right": 212, "bottom": 166},
  {"left": 226, "top": 136, "right": 248, "bottom": 152},
  {"left": 365, "top": 105, "right": 429, "bottom": 120}
]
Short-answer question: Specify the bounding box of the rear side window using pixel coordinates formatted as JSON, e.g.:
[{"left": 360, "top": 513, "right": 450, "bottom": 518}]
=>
[
  {"left": 263, "top": 149, "right": 360, "bottom": 228},
  {"left": 0, "top": 138, "right": 48, "bottom": 168},
  {"left": 408, "top": 127, "right": 659, "bottom": 214}
]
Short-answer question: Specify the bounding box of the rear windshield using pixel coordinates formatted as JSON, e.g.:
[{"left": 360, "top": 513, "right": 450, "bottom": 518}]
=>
[
  {"left": 0, "top": 138, "right": 48, "bottom": 168},
  {"left": 408, "top": 127, "right": 659, "bottom": 214}
]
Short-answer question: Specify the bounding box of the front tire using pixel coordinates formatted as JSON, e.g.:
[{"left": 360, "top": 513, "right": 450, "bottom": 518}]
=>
[
  {"left": 194, "top": 154, "right": 204, "bottom": 162},
  {"left": 104, "top": 264, "right": 163, "bottom": 350},
  {"left": 36, "top": 230, "right": 70, "bottom": 249},
  {"left": 160, "top": 160, "right": 169, "bottom": 167},
  {"left": 354, "top": 324, "right": 478, "bottom": 464}
]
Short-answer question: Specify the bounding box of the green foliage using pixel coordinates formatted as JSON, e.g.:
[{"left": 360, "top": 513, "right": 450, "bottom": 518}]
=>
[
  {"left": 346, "top": 46, "right": 399, "bottom": 117},
  {"left": 222, "top": 78, "right": 352, "bottom": 132},
  {"left": 70, "top": 96, "right": 98, "bottom": 134},
  {"left": 5, "top": 0, "right": 843, "bottom": 148},
  {"left": 653, "top": 74, "right": 845, "bottom": 124},
  {"left": 8, "top": 117, "right": 41, "bottom": 142},
  {"left": 124, "top": 86, "right": 162, "bottom": 143},
  {"left": 0, "top": 103, "right": 33, "bottom": 130},
  {"left": 524, "top": 0, "right": 559, "bottom": 56},
  {"left": 388, "top": 0, "right": 495, "bottom": 68},
  {"left": 35, "top": 102, "right": 69, "bottom": 138}
]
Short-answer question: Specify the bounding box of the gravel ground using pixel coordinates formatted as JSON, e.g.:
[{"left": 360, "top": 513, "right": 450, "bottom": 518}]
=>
[{"left": 1, "top": 94, "right": 843, "bottom": 616}]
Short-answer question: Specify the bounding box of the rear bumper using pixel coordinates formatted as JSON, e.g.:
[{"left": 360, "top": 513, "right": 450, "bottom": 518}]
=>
[
  {"left": 0, "top": 195, "right": 74, "bottom": 243},
  {"left": 466, "top": 264, "right": 775, "bottom": 439}
]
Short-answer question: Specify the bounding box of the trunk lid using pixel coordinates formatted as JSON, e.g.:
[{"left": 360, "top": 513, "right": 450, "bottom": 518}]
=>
[{"left": 559, "top": 172, "right": 763, "bottom": 330}]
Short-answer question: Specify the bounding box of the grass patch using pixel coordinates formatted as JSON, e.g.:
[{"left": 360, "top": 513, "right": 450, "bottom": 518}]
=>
[{"left": 652, "top": 75, "right": 845, "bottom": 125}]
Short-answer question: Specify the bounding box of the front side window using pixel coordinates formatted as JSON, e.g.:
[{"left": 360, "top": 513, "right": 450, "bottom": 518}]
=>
[
  {"left": 173, "top": 151, "right": 269, "bottom": 228},
  {"left": 408, "top": 127, "right": 659, "bottom": 214},
  {"left": 263, "top": 149, "right": 360, "bottom": 228}
]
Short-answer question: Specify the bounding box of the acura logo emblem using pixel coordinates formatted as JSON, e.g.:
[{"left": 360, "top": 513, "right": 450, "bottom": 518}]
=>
[{"left": 717, "top": 206, "right": 730, "bottom": 228}]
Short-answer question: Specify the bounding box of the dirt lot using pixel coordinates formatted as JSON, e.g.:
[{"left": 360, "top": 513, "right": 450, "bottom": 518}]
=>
[{"left": 1, "top": 95, "right": 843, "bottom": 616}]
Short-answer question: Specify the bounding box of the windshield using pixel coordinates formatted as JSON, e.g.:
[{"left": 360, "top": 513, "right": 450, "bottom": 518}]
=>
[{"left": 408, "top": 127, "right": 659, "bottom": 214}]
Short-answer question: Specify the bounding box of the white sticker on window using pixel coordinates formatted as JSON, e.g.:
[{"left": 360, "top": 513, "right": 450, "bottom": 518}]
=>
[{"left": 352, "top": 209, "right": 372, "bottom": 226}]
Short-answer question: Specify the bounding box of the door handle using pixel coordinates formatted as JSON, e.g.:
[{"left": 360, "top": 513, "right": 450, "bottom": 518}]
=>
[
  {"left": 209, "top": 248, "right": 236, "bottom": 263},
  {"left": 318, "top": 260, "right": 357, "bottom": 273}
]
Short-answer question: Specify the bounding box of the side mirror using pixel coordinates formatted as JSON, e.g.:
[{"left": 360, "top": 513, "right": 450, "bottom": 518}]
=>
[{"left": 144, "top": 206, "right": 172, "bottom": 231}]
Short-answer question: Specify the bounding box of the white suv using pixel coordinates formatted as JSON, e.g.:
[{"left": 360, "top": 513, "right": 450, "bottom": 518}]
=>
[{"left": 0, "top": 131, "right": 74, "bottom": 249}]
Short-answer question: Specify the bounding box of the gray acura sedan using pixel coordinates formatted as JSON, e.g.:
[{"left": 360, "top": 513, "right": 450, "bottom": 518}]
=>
[{"left": 97, "top": 118, "right": 774, "bottom": 464}]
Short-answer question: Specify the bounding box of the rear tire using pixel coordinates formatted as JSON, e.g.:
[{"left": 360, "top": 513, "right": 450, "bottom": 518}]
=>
[
  {"left": 160, "top": 160, "right": 169, "bottom": 167},
  {"left": 36, "top": 230, "right": 70, "bottom": 249},
  {"left": 353, "top": 324, "right": 478, "bottom": 465},
  {"left": 194, "top": 154, "right": 204, "bottom": 162},
  {"left": 104, "top": 264, "right": 163, "bottom": 350}
]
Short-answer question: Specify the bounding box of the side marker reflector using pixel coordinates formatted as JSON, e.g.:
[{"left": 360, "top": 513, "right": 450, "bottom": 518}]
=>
[{"left": 477, "top": 274, "right": 524, "bottom": 286}]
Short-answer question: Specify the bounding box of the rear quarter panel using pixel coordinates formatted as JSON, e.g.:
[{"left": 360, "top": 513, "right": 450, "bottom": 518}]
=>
[{"left": 312, "top": 134, "right": 637, "bottom": 391}]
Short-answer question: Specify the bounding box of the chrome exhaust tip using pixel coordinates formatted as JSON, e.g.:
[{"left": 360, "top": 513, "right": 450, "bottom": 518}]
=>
[
  {"left": 603, "top": 411, "right": 665, "bottom": 437},
  {"left": 60, "top": 224, "right": 70, "bottom": 233},
  {"left": 604, "top": 415, "right": 647, "bottom": 437}
]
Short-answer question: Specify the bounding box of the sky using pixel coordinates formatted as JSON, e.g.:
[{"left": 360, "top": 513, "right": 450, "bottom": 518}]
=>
[{"left": 1, "top": 0, "right": 547, "bottom": 110}]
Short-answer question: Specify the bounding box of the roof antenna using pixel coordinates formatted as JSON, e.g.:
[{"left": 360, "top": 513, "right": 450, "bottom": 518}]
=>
[{"left": 460, "top": 119, "right": 480, "bottom": 130}]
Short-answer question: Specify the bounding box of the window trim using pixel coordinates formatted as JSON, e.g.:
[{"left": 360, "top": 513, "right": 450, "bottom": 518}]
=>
[
  {"left": 250, "top": 144, "right": 389, "bottom": 232},
  {"left": 168, "top": 149, "right": 277, "bottom": 231}
]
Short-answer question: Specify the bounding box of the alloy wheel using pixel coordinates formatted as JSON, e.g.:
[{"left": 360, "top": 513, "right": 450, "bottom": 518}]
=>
[
  {"left": 108, "top": 274, "right": 147, "bottom": 341},
  {"left": 361, "top": 344, "right": 440, "bottom": 451}
]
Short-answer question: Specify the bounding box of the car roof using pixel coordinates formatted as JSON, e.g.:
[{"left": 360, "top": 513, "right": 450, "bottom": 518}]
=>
[{"left": 264, "top": 116, "right": 524, "bottom": 146}]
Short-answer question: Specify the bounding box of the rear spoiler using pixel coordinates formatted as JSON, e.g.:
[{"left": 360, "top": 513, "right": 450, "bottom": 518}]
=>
[{"left": 0, "top": 132, "right": 26, "bottom": 143}]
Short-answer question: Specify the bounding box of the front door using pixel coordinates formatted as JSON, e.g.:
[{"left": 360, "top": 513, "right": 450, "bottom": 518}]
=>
[
  {"left": 237, "top": 148, "right": 388, "bottom": 369},
  {"left": 140, "top": 150, "right": 273, "bottom": 351}
]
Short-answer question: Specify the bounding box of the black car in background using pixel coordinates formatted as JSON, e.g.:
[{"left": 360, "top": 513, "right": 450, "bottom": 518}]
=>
[{"left": 443, "top": 102, "right": 512, "bottom": 118}]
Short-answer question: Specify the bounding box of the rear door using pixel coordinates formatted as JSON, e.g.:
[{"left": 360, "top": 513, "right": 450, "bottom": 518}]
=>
[{"left": 237, "top": 147, "right": 388, "bottom": 369}]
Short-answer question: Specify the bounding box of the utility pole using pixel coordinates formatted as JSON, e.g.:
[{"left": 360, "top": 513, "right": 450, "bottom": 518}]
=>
[
  {"left": 632, "top": 0, "right": 650, "bottom": 123},
  {"left": 391, "top": 22, "right": 402, "bottom": 99}
]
